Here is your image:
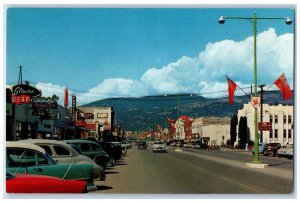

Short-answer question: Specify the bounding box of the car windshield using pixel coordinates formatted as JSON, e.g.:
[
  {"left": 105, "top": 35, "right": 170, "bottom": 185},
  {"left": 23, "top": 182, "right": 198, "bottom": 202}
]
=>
[{"left": 154, "top": 141, "right": 164, "bottom": 145}]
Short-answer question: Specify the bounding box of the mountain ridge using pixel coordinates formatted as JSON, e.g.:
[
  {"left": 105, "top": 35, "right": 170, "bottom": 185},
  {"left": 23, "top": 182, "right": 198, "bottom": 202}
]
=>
[{"left": 82, "top": 90, "right": 294, "bottom": 131}]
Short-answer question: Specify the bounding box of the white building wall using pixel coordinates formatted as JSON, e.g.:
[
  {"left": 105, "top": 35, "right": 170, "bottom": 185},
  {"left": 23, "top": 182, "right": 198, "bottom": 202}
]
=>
[
  {"left": 237, "top": 102, "right": 294, "bottom": 146},
  {"left": 191, "top": 117, "right": 230, "bottom": 146}
]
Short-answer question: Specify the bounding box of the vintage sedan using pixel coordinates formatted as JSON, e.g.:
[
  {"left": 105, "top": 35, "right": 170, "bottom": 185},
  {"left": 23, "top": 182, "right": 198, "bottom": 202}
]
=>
[
  {"left": 63, "top": 139, "right": 111, "bottom": 168},
  {"left": 18, "top": 139, "right": 105, "bottom": 181},
  {"left": 277, "top": 144, "right": 293, "bottom": 159},
  {"left": 6, "top": 171, "right": 87, "bottom": 193},
  {"left": 152, "top": 141, "right": 167, "bottom": 153},
  {"left": 6, "top": 141, "right": 98, "bottom": 191}
]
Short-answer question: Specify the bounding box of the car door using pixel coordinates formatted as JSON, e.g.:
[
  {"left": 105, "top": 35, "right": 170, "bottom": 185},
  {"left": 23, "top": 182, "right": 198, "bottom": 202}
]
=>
[{"left": 7, "top": 148, "right": 67, "bottom": 179}]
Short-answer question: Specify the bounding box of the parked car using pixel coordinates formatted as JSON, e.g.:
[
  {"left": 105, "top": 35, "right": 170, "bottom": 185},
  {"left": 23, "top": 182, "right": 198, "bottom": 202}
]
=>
[
  {"left": 121, "top": 141, "right": 133, "bottom": 149},
  {"left": 6, "top": 171, "right": 87, "bottom": 193},
  {"left": 138, "top": 141, "right": 147, "bottom": 150},
  {"left": 277, "top": 144, "right": 293, "bottom": 159},
  {"left": 152, "top": 141, "right": 167, "bottom": 153},
  {"left": 6, "top": 141, "right": 98, "bottom": 191},
  {"left": 63, "top": 139, "right": 111, "bottom": 168},
  {"left": 18, "top": 139, "right": 105, "bottom": 181},
  {"left": 250, "top": 143, "right": 267, "bottom": 155},
  {"left": 194, "top": 141, "right": 208, "bottom": 150},
  {"left": 263, "top": 143, "right": 281, "bottom": 156},
  {"left": 110, "top": 141, "right": 127, "bottom": 155},
  {"left": 98, "top": 141, "right": 123, "bottom": 165}
]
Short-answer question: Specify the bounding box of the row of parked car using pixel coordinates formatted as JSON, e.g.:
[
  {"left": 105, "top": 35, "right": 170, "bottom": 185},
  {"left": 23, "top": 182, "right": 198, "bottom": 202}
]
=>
[
  {"left": 6, "top": 138, "right": 129, "bottom": 193},
  {"left": 250, "top": 143, "right": 293, "bottom": 159}
]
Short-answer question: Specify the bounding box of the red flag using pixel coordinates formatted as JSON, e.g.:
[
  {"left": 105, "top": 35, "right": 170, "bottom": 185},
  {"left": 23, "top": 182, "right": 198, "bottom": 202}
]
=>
[
  {"left": 274, "top": 73, "right": 293, "bottom": 100},
  {"left": 227, "top": 76, "right": 237, "bottom": 106},
  {"left": 64, "top": 85, "right": 68, "bottom": 108}
]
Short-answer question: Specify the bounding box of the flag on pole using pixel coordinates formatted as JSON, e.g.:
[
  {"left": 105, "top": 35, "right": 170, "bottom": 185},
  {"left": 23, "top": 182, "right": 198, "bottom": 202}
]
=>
[
  {"left": 64, "top": 84, "right": 68, "bottom": 108},
  {"left": 226, "top": 76, "right": 237, "bottom": 106},
  {"left": 274, "top": 73, "right": 293, "bottom": 100}
]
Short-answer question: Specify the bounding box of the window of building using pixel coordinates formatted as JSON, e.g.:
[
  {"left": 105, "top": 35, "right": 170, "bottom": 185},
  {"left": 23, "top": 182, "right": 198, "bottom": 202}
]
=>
[
  {"left": 270, "top": 115, "right": 273, "bottom": 123},
  {"left": 269, "top": 130, "right": 273, "bottom": 139},
  {"left": 288, "top": 115, "right": 292, "bottom": 124},
  {"left": 288, "top": 129, "right": 292, "bottom": 139},
  {"left": 283, "top": 115, "right": 287, "bottom": 124},
  {"left": 275, "top": 129, "right": 278, "bottom": 140},
  {"left": 275, "top": 115, "right": 278, "bottom": 123},
  {"left": 283, "top": 129, "right": 287, "bottom": 139}
]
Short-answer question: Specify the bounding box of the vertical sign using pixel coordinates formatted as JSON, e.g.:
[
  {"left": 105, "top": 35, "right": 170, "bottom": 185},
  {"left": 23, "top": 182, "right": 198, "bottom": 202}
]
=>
[{"left": 72, "top": 95, "right": 76, "bottom": 121}]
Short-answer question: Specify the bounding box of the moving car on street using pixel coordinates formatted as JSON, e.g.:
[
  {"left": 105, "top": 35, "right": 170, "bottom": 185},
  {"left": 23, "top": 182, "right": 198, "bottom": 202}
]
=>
[
  {"left": 6, "top": 141, "right": 98, "bottom": 191},
  {"left": 138, "top": 141, "right": 147, "bottom": 150},
  {"left": 152, "top": 141, "right": 167, "bottom": 153},
  {"left": 6, "top": 171, "right": 87, "bottom": 193}
]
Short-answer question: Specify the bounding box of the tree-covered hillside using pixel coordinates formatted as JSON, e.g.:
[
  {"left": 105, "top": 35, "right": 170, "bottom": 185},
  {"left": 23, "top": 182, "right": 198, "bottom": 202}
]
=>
[{"left": 82, "top": 91, "right": 294, "bottom": 131}]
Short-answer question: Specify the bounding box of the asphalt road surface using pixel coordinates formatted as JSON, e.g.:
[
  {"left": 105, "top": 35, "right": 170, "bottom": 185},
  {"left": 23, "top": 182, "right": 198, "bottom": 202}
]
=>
[{"left": 91, "top": 145, "right": 294, "bottom": 196}]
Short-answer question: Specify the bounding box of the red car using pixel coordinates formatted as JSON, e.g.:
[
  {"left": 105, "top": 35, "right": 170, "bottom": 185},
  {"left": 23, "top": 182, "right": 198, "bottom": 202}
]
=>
[{"left": 6, "top": 172, "right": 87, "bottom": 193}]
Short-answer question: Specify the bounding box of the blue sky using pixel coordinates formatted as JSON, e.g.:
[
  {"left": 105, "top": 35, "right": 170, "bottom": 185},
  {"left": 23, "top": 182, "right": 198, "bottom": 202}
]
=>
[{"left": 6, "top": 7, "right": 295, "bottom": 105}]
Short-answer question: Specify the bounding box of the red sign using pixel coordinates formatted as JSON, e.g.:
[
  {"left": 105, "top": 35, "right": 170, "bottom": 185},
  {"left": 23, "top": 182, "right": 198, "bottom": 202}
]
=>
[
  {"left": 74, "top": 120, "right": 86, "bottom": 127},
  {"left": 258, "top": 122, "right": 272, "bottom": 131},
  {"left": 12, "top": 94, "right": 31, "bottom": 105}
]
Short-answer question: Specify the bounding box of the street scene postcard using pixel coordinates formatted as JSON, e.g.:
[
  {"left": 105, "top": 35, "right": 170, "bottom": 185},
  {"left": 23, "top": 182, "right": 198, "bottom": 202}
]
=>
[{"left": 3, "top": 5, "right": 296, "bottom": 198}]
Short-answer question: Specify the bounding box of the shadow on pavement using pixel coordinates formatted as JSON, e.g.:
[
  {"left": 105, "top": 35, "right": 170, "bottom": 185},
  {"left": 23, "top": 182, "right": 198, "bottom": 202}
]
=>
[
  {"left": 105, "top": 171, "right": 119, "bottom": 174},
  {"left": 96, "top": 185, "right": 113, "bottom": 191}
]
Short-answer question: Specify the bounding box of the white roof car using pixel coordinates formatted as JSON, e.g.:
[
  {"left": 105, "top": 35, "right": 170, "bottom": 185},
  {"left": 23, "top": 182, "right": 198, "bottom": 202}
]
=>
[
  {"left": 7, "top": 141, "right": 46, "bottom": 154},
  {"left": 152, "top": 141, "right": 167, "bottom": 153}
]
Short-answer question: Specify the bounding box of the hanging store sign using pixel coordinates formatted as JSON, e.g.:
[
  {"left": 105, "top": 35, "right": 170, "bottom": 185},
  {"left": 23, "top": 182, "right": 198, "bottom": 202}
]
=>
[
  {"left": 258, "top": 122, "right": 272, "bottom": 131},
  {"left": 84, "top": 113, "right": 94, "bottom": 119},
  {"left": 12, "top": 94, "right": 31, "bottom": 105},
  {"left": 12, "top": 84, "right": 41, "bottom": 97},
  {"left": 71, "top": 96, "right": 76, "bottom": 114},
  {"left": 32, "top": 102, "right": 57, "bottom": 109}
]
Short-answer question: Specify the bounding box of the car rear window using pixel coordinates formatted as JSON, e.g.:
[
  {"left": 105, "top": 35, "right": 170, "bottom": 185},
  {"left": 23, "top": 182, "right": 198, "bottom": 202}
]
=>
[
  {"left": 53, "top": 145, "right": 71, "bottom": 156},
  {"left": 39, "top": 145, "right": 53, "bottom": 156}
]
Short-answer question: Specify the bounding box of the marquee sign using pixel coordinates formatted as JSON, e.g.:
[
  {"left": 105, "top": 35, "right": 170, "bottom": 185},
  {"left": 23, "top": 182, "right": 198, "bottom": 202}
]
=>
[
  {"left": 11, "top": 84, "right": 41, "bottom": 105},
  {"left": 12, "top": 84, "right": 41, "bottom": 97}
]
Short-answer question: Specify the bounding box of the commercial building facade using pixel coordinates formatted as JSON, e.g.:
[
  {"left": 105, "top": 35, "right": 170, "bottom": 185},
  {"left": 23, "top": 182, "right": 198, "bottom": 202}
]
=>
[{"left": 237, "top": 102, "right": 294, "bottom": 146}]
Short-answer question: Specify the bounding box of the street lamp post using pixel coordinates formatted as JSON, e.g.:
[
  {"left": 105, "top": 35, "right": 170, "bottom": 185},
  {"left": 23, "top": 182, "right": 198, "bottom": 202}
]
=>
[{"left": 218, "top": 12, "right": 292, "bottom": 164}]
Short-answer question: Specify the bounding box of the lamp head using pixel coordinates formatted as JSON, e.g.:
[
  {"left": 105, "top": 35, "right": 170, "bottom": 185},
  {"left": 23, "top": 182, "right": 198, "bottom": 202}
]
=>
[
  {"left": 218, "top": 16, "right": 225, "bottom": 24},
  {"left": 285, "top": 17, "right": 292, "bottom": 25}
]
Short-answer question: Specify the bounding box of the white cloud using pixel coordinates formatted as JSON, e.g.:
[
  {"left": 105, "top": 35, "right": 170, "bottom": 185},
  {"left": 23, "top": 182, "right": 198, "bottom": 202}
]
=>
[{"left": 35, "top": 28, "right": 293, "bottom": 105}]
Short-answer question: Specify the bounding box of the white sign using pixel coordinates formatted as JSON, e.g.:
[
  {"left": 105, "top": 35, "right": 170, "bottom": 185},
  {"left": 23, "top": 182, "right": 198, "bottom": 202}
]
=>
[{"left": 251, "top": 96, "right": 261, "bottom": 109}]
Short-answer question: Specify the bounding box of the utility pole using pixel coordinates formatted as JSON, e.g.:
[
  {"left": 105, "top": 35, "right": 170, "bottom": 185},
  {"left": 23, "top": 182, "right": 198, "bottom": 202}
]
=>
[
  {"left": 259, "top": 84, "right": 265, "bottom": 143},
  {"left": 18, "top": 66, "right": 23, "bottom": 84}
]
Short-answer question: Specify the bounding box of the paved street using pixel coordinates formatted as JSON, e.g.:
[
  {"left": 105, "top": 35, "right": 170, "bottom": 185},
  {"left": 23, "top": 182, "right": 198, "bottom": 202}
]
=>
[{"left": 91, "top": 145, "right": 293, "bottom": 195}]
